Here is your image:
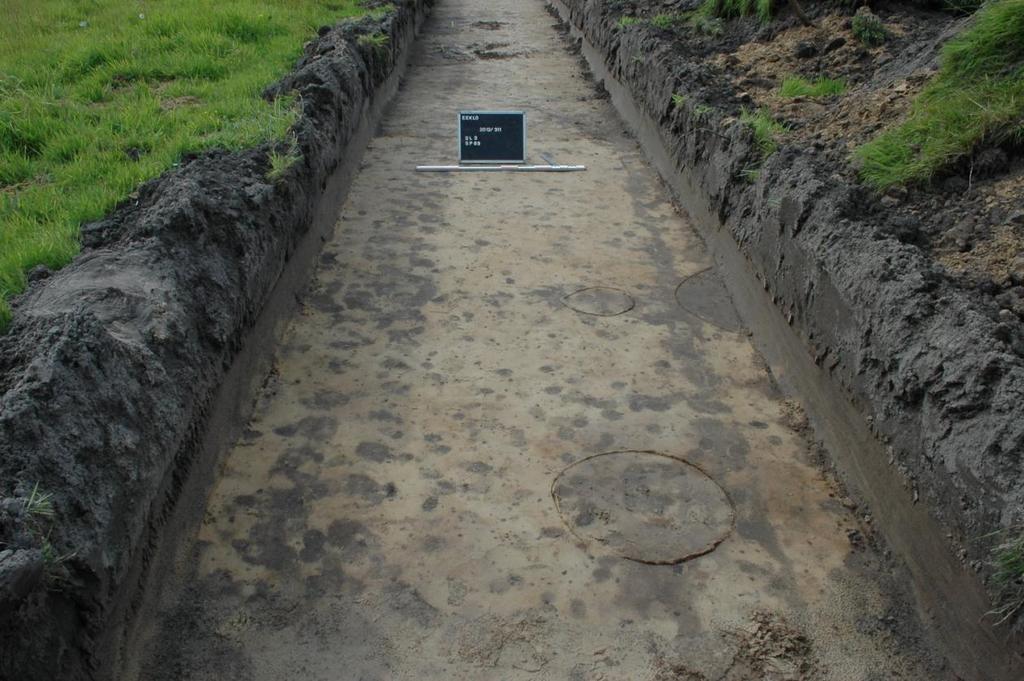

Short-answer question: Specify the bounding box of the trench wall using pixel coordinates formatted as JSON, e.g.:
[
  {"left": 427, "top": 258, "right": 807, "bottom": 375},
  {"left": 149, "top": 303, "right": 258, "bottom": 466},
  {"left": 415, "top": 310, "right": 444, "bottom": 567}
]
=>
[
  {"left": 552, "top": 0, "right": 1024, "bottom": 677},
  {"left": 0, "top": 2, "right": 431, "bottom": 679}
]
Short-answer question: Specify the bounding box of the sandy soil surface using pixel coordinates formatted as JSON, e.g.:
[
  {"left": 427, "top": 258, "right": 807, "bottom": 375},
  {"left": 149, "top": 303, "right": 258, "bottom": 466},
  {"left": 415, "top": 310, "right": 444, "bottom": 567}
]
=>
[{"left": 128, "top": 2, "right": 948, "bottom": 679}]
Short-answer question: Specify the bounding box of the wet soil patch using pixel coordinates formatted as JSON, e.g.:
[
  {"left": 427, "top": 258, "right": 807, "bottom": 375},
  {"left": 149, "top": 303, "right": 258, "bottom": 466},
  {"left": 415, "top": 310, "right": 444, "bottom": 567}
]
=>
[
  {"left": 432, "top": 44, "right": 476, "bottom": 62},
  {"left": 552, "top": 450, "right": 735, "bottom": 564},
  {"left": 470, "top": 41, "right": 530, "bottom": 60}
]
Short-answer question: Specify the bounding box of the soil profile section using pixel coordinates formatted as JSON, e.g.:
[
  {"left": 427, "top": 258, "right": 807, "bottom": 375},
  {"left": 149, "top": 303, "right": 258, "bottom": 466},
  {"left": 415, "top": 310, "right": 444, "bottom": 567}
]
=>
[
  {"left": 550, "top": 0, "right": 1023, "bottom": 677},
  {"left": 134, "top": 1, "right": 948, "bottom": 679},
  {"left": 0, "top": 3, "right": 431, "bottom": 680}
]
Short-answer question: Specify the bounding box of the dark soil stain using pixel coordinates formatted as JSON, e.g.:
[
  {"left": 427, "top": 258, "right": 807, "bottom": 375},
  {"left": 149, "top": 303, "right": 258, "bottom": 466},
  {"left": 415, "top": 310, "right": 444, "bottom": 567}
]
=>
[
  {"left": 627, "top": 393, "right": 684, "bottom": 412},
  {"left": 300, "top": 529, "right": 327, "bottom": 563},
  {"left": 273, "top": 415, "right": 339, "bottom": 440},
  {"left": 326, "top": 519, "right": 376, "bottom": 557},
  {"left": 344, "top": 473, "right": 395, "bottom": 505},
  {"left": 356, "top": 441, "right": 394, "bottom": 462},
  {"left": 299, "top": 390, "right": 351, "bottom": 410}
]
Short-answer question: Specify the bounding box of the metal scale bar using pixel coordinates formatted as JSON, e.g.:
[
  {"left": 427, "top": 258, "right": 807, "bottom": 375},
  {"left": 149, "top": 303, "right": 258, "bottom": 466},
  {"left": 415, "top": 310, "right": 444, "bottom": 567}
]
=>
[
  {"left": 415, "top": 164, "right": 586, "bottom": 172},
  {"left": 417, "top": 151, "right": 585, "bottom": 173}
]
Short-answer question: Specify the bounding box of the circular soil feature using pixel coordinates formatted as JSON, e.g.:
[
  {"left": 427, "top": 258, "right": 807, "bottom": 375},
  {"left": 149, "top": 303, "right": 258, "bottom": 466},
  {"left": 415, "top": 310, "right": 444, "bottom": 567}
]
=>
[
  {"left": 674, "top": 268, "right": 744, "bottom": 333},
  {"left": 551, "top": 450, "right": 734, "bottom": 564},
  {"left": 561, "top": 287, "right": 635, "bottom": 317}
]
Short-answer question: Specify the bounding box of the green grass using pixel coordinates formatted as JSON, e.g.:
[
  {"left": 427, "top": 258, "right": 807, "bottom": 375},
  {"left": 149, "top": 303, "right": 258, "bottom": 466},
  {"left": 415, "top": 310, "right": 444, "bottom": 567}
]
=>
[
  {"left": 942, "top": 0, "right": 985, "bottom": 14},
  {"left": 22, "top": 482, "right": 55, "bottom": 518},
  {"left": 267, "top": 135, "right": 300, "bottom": 183},
  {"left": 691, "top": 13, "right": 725, "bottom": 37},
  {"left": 616, "top": 6, "right": 724, "bottom": 35},
  {"left": 0, "top": 0, "right": 376, "bottom": 331},
  {"left": 16, "top": 482, "right": 74, "bottom": 577},
  {"left": 989, "top": 527, "right": 1024, "bottom": 625},
  {"left": 856, "top": 0, "right": 1024, "bottom": 189},
  {"left": 651, "top": 13, "right": 685, "bottom": 30},
  {"left": 672, "top": 93, "right": 687, "bottom": 108},
  {"left": 357, "top": 31, "right": 389, "bottom": 53},
  {"left": 741, "top": 107, "right": 788, "bottom": 156},
  {"left": 779, "top": 75, "right": 847, "bottom": 98},
  {"left": 851, "top": 12, "right": 890, "bottom": 47},
  {"left": 703, "top": 0, "right": 774, "bottom": 23}
]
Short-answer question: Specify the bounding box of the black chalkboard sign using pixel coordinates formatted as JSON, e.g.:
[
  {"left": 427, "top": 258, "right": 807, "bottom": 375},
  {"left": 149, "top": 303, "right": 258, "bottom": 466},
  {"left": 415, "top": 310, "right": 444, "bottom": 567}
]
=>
[{"left": 458, "top": 111, "right": 526, "bottom": 164}]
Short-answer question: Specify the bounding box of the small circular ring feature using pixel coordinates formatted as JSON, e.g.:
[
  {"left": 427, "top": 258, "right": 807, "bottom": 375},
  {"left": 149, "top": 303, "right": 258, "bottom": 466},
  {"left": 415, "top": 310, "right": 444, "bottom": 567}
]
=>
[
  {"left": 551, "top": 450, "right": 735, "bottom": 565},
  {"left": 674, "top": 268, "right": 745, "bottom": 333},
  {"left": 561, "top": 286, "right": 636, "bottom": 317}
]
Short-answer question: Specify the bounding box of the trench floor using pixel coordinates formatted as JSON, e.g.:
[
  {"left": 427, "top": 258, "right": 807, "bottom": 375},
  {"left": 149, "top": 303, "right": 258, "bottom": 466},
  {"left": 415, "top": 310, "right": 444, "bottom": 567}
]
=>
[{"left": 134, "top": 1, "right": 944, "bottom": 679}]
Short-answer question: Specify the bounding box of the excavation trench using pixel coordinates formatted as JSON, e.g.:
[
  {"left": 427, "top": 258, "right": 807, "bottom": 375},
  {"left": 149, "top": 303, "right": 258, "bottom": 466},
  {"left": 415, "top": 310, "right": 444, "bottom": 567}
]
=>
[{"left": 129, "top": 1, "right": 953, "bottom": 678}]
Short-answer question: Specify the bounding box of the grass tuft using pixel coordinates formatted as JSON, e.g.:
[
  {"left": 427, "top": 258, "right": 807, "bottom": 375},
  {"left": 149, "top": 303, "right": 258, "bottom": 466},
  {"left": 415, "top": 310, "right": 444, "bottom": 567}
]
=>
[
  {"left": 741, "top": 107, "right": 788, "bottom": 157},
  {"left": 989, "top": 527, "right": 1024, "bottom": 626},
  {"left": 617, "top": 6, "right": 726, "bottom": 35},
  {"left": 852, "top": 12, "right": 890, "bottom": 47},
  {"left": 357, "top": 31, "right": 389, "bottom": 54},
  {"left": 703, "top": 0, "right": 774, "bottom": 22},
  {"left": 943, "top": 0, "right": 985, "bottom": 14},
  {"left": 694, "top": 103, "right": 715, "bottom": 118},
  {"left": 691, "top": 11, "right": 725, "bottom": 37},
  {"left": 367, "top": 3, "right": 397, "bottom": 18},
  {"left": 18, "top": 482, "right": 76, "bottom": 575},
  {"left": 779, "top": 75, "right": 848, "bottom": 98},
  {"left": 856, "top": 0, "right": 1024, "bottom": 189},
  {"left": 0, "top": 0, "right": 370, "bottom": 332},
  {"left": 672, "top": 93, "right": 687, "bottom": 108},
  {"left": 23, "top": 482, "right": 55, "bottom": 518},
  {"left": 267, "top": 135, "right": 301, "bottom": 183},
  {"left": 651, "top": 13, "right": 685, "bottom": 30}
]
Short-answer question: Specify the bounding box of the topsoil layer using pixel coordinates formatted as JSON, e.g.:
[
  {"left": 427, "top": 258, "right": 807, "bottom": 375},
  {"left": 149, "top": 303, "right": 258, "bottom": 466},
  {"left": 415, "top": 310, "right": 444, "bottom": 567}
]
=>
[
  {"left": 0, "top": 2, "right": 430, "bottom": 679},
  {"left": 558, "top": 0, "right": 1024, "bottom": 641}
]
